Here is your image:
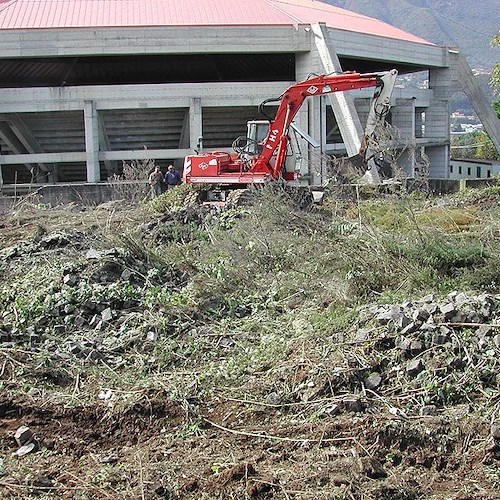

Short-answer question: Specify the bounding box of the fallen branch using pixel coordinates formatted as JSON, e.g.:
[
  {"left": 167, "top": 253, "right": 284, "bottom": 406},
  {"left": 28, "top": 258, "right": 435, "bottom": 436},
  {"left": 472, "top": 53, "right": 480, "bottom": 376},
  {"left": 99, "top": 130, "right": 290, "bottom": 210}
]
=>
[
  {"left": 219, "top": 393, "right": 359, "bottom": 408},
  {"left": 0, "top": 481, "right": 84, "bottom": 492},
  {"left": 203, "top": 417, "right": 355, "bottom": 444}
]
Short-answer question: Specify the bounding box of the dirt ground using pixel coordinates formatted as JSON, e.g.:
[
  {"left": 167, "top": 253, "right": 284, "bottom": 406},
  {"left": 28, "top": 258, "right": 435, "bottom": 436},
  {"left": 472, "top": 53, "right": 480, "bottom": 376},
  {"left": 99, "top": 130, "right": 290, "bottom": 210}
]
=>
[
  {"left": 1, "top": 391, "right": 499, "bottom": 499},
  {"left": 0, "top": 196, "right": 499, "bottom": 499}
]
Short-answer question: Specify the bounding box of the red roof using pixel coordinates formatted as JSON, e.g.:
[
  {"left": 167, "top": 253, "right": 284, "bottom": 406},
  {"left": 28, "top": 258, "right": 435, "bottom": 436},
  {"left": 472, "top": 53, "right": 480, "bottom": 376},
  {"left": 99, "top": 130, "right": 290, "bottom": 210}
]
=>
[{"left": 0, "top": 0, "right": 433, "bottom": 45}]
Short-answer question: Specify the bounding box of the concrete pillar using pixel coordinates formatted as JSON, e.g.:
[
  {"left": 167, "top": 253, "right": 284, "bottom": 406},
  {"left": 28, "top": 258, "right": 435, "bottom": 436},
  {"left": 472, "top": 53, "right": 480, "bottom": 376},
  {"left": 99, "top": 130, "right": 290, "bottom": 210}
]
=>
[
  {"left": 189, "top": 98, "right": 203, "bottom": 153},
  {"left": 428, "top": 67, "right": 453, "bottom": 136},
  {"left": 425, "top": 99, "right": 449, "bottom": 140},
  {"left": 305, "top": 96, "right": 323, "bottom": 185},
  {"left": 295, "top": 51, "right": 327, "bottom": 186},
  {"left": 84, "top": 100, "right": 100, "bottom": 183},
  {"left": 426, "top": 68, "right": 451, "bottom": 179},
  {"left": 393, "top": 99, "right": 415, "bottom": 140},
  {"left": 426, "top": 144, "right": 450, "bottom": 179},
  {"left": 393, "top": 98, "right": 416, "bottom": 176},
  {"left": 318, "top": 95, "right": 327, "bottom": 185}
]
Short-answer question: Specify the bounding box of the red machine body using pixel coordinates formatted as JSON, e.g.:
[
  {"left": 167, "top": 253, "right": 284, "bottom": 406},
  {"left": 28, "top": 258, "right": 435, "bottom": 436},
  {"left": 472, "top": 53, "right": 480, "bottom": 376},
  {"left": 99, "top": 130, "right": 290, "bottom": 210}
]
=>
[{"left": 183, "top": 71, "right": 397, "bottom": 186}]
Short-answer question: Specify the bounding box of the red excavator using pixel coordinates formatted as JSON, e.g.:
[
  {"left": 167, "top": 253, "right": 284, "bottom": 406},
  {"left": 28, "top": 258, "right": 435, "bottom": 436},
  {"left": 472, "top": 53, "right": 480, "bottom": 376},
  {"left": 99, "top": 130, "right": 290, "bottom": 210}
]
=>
[{"left": 183, "top": 69, "right": 398, "bottom": 202}]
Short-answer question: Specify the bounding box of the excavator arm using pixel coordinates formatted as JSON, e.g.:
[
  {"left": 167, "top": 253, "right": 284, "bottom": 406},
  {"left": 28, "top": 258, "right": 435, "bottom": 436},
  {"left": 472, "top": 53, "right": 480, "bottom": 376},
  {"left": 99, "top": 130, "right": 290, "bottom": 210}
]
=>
[
  {"left": 252, "top": 70, "right": 398, "bottom": 179},
  {"left": 183, "top": 69, "right": 397, "bottom": 187}
]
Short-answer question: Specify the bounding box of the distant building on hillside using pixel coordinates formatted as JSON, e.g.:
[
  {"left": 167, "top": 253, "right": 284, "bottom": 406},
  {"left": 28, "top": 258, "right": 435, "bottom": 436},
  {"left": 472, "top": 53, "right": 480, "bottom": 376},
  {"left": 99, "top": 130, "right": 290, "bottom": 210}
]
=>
[{"left": 450, "top": 158, "right": 500, "bottom": 180}]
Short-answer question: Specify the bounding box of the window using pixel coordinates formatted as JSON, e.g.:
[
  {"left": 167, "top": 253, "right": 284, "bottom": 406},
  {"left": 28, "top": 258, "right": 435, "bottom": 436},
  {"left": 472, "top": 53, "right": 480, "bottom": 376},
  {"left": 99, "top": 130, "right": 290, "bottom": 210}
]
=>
[
  {"left": 467, "top": 167, "right": 471, "bottom": 176},
  {"left": 450, "top": 165, "right": 454, "bottom": 173},
  {"left": 459, "top": 166, "right": 462, "bottom": 175},
  {"left": 477, "top": 166, "right": 482, "bottom": 178},
  {"left": 487, "top": 170, "right": 491, "bottom": 178}
]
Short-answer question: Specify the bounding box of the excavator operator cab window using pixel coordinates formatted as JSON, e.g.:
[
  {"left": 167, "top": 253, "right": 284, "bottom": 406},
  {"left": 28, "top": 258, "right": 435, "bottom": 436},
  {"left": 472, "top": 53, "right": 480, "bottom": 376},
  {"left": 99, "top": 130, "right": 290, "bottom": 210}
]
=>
[{"left": 246, "top": 120, "right": 270, "bottom": 155}]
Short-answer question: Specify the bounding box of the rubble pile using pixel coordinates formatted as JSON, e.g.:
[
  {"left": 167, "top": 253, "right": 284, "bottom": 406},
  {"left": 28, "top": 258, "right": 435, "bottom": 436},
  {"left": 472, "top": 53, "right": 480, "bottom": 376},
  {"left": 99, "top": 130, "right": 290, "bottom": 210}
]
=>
[
  {"left": 0, "top": 231, "right": 186, "bottom": 364},
  {"left": 350, "top": 291, "right": 500, "bottom": 409}
]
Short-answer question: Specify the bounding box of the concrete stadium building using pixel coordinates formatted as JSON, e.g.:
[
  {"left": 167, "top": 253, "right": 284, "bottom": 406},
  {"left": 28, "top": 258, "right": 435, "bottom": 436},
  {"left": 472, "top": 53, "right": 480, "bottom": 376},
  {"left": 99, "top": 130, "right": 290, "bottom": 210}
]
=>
[{"left": 0, "top": 0, "right": 498, "bottom": 188}]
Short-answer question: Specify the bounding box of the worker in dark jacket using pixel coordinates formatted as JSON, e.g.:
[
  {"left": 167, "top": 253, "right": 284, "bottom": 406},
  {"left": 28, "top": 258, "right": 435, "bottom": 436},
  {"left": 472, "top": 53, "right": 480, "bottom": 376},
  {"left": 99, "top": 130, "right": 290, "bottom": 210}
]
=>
[
  {"left": 148, "top": 166, "right": 163, "bottom": 199},
  {"left": 165, "top": 164, "right": 181, "bottom": 189}
]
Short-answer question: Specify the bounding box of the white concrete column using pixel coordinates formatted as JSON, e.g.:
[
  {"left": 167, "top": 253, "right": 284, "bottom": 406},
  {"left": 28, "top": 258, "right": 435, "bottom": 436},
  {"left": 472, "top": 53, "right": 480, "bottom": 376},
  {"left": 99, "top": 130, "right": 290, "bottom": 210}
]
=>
[
  {"left": 393, "top": 99, "right": 415, "bottom": 140},
  {"left": 84, "top": 100, "right": 100, "bottom": 183},
  {"left": 426, "top": 144, "right": 450, "bottom": 179},
  {"left": 426, "top": 68, "right": 452, "bottom": 179},
  {"left": 293, "top": 50, "right": 326, "bottom": 185},
  {"left": 393, "top": 98, "right": 416, "bottom": 176},
  {"left": 189, "top": 98, "right": 203, "bottom": 153},
  {"left": 305, "top": 96, "right": 323, "bottom": 185}
]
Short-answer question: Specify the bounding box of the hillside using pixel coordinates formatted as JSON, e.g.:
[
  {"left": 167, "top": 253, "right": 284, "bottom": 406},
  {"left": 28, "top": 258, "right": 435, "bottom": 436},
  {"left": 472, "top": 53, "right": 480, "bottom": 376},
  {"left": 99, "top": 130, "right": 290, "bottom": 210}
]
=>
[
  {"left": 325, "top": 0, "right": 500, "bottom": 70},
  {"left": 1, "top": 184, "right": 500, "bottom": 498}
]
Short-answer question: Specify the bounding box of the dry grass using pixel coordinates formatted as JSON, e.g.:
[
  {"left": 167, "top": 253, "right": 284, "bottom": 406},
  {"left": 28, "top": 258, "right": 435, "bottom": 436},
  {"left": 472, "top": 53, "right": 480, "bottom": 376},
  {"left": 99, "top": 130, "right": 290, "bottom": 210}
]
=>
[{"left": 1, "top": 186, "right": 500, "bottom": 499}]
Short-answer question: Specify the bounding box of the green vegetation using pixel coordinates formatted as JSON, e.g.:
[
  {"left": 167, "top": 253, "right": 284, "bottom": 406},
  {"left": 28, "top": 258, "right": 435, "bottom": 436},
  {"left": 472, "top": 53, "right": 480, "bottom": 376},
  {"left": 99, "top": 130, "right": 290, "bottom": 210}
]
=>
[
  {"left": 491, "top": 33, "right": 500, "bottom": 92},
  {"left": 1, "top": 184, "right": 500, "bottom": 498}
]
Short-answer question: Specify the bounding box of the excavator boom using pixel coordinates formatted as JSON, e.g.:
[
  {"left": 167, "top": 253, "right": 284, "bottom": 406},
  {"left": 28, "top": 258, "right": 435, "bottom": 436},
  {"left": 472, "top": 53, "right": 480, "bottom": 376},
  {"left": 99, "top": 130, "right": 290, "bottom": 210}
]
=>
[{"left": 183, "top": 69, "right": 398, "bottom": 186}]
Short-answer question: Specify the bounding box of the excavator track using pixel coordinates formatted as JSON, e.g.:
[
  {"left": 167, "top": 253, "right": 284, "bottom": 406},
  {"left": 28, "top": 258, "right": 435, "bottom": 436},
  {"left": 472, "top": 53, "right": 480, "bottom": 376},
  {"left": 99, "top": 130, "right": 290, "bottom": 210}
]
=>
[
  {"left": 225, "top": 189, "right": 253, "bottom": 208},
  {"left": 183, "top": 190, "right": 203, "bottom": 208}
]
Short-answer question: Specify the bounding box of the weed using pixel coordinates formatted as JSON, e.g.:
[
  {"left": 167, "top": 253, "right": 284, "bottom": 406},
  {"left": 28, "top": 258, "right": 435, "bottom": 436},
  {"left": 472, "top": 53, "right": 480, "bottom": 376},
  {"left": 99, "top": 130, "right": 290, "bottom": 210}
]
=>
[
  {"left": 416, "top": 206, "right": 480, "bottom": 233},
  {"left": 149, "top": 183, "right": 196, "bottom": 213}
]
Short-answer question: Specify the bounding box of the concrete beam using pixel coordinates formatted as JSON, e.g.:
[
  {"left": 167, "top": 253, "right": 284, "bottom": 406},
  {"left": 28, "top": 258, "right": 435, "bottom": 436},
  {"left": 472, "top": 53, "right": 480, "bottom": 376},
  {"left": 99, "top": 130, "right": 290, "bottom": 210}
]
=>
[
  {"left": 0, "top": 148, "right": 194, "bottom": 165},
  {"left": 6, "top": 115, "right": 46, "bottom": 157},
  {"left": 0, "top": 82, "right": 295, "bottom": 114},
  {"left": 0, "top": 113, "right": 57, "bottom": 182},
  {"left": 0, "top": 25, "right": 446, "bottom": 67},
  {"left": 0, "top": 152, "right": 86, "bottom": 164},
  {"left": 328, "top": 28, "right": 448, "bottom": 68},
  {"left": 100, "top": 149, "right": 192, "bottom": 161},
  {"left": 0, "top": 26, "right": 311, "bottom": 58},
  {"left": 0, "top": 121, "right": 37, "bottom": 176},
  {"left": 312, "top": 23, "right": 364, "bottom": 157},
  {"left": 0, "top": 121, "right": 29, "bottom": 156}
]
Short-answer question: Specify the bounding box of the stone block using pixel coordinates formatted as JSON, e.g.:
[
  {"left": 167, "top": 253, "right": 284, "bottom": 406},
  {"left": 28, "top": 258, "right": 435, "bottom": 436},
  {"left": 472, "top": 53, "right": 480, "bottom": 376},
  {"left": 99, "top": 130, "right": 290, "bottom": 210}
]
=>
[
  {"left": 406, "top": 358, "right": 424, "bottom": 377},
  {"left": 14, "top": 426, "right": 33, "bottom": 447}
]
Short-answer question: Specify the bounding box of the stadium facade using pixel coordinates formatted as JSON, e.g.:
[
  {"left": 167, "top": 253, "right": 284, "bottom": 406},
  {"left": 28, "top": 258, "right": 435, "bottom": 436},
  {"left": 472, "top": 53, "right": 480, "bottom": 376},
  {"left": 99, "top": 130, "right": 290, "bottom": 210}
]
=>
[{"left": 0, "top": 0, "right": 498, "bottom": 187}]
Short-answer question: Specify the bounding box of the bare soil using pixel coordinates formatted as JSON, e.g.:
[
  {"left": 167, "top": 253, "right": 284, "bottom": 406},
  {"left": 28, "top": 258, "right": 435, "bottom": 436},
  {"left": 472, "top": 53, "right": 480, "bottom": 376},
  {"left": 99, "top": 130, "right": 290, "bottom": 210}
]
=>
[
  {"left": 0, "top": 196, "right": 499, "bottom": 499},
  {"left": 1, "top": 391, "right": 499, "bottom": 499}
]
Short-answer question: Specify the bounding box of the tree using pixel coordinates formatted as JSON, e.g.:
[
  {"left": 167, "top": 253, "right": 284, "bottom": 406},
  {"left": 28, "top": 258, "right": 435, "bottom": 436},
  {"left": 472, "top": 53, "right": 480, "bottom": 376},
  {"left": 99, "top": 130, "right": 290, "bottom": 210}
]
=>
[
  {"left": 492, "top": 33, "right": 500, "bottom": 92},
  {"left": 451, "top": 132, "right": 481, "bottom": 159},
  {"left": 493, "top": 98, "right": 500, "bottom": 118},
  {"left": 475, "top": 131, "right": 500, "bottom": 160}
]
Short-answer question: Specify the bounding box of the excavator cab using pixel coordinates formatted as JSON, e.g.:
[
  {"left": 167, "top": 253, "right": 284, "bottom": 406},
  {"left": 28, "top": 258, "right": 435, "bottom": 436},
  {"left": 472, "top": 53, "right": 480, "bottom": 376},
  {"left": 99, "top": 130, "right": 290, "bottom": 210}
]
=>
[
  {"left": 246, "top": 121, "right": 269, "bottom": 155},
  {"left": 232, "top": 121, "right": 269, "bottom": 157},
  {"left": 240, "top": 120, "right": 305, "bottom": 180}
]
